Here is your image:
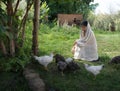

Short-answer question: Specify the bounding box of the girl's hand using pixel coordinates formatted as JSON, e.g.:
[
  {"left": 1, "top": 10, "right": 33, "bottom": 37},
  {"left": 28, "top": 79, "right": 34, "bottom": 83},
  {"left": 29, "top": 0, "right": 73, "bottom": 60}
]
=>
[
  {"left": 71, "top": 45, "right": 75, "bottom": 54},
  {"left": 73, "top": 41, "right": 77, "bottom": 46}
]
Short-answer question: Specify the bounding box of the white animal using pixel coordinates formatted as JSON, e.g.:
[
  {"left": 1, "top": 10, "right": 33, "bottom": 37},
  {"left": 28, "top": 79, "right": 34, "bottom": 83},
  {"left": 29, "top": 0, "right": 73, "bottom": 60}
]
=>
[
  {"left": 84, "top": 64, "right": 104, "bottom": 79},
  {"left": 34, "top": 53, "right": 54, "bottom": 71},
  {"left": 65, "top": 58, "right": 74, "bottom": 64}
]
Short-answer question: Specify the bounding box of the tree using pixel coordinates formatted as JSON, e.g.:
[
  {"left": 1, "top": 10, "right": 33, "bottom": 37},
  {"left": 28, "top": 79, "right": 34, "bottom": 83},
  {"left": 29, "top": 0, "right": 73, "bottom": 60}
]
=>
[
  {"left": 41, "top": 0, "right": 98, "bottom": 20},
  {"left": 40, "top": 1, "right": 49, "bottom": 23},
  {"left": 28, "top": 1, "right": 49, "bottom": 23},
  {"left": 32, "top": 0, "right": 40, "bottom": 55},
  {"left": 0, "top": 0, "right": 33, "bottom": 56}
]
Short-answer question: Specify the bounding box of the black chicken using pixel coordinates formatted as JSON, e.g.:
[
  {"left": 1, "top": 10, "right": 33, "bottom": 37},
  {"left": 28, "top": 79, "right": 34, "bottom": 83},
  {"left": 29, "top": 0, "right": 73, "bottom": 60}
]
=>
[
  {"left": 67, "top": 61, "right": 80, "bottom": 71},
  {"left": 109, "top": 56, "right": 120, "bottom": 64},
  {"left": 54, "top": 54, "right": 67, "bottom": 76}
]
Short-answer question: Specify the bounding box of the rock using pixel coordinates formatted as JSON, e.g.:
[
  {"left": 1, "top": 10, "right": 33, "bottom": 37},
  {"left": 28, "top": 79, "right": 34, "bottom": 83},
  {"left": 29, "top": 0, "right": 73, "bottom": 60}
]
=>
[{"left": 23, "top": 68, "right": 45, "bottom": 91}]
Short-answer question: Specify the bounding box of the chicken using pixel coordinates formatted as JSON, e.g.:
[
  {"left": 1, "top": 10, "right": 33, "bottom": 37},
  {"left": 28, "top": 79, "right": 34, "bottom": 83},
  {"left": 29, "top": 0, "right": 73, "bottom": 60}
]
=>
[
  {"left": 34, "top": 53, "right": 54, "bottom": 71},
  {"left": 67, "top": 61, "right": 80, "bottom": 72},
  {"left": 109, "top": 56, "right": 120, "bottom": 64},
  {"left": 65, "top": 58, "right": 80, "bottom": 71},
  {"left": 54, "top": 54, "right": 66, "bottom": 63},
  {"left": 84, "top": 64, "right": 104, "bottom": 79},
  {"left": 54, "top": 54, "right": 67, "bottom": 76},
  {"left": 54, "top": 54, "right": 80, "bottom": 75},
  {"left": 57, "top": 61, "right": 67, "bottom": 76},
  {"left": 65, "top": 57, "right": 74, "bottom": 64}
]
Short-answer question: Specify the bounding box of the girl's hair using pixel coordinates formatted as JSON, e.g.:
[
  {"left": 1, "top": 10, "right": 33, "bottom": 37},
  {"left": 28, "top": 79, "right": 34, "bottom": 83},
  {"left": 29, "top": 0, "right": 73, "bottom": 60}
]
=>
[{"left": 81, "top": 21, "right": 88, "bottom": 26}]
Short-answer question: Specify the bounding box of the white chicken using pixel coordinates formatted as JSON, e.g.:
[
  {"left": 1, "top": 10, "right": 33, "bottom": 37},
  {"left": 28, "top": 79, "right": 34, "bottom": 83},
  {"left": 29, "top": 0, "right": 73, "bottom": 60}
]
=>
[
  {"left": 84, "top": 64, "right": 104, "bottom": 79},
  {"left": 34, "top": 53, "right": 54, "bottom": 71},
  {"left": 65, "top": 58, "right": 74, "bottom": 64}
]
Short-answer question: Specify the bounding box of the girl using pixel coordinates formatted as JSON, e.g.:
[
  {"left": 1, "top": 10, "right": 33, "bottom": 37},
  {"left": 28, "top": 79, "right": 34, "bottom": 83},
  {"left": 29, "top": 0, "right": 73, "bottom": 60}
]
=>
[{"left": 72, "top": 21, "right": 98, "bottom": 61}]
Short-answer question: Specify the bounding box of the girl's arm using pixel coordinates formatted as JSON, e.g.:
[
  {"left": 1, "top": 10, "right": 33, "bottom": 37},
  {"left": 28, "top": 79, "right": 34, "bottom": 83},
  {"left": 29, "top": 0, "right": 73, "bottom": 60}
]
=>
[
  {"left": 76, "top": 39, "right": 85, "bottom": 47},
  {"left": 73, "top": 39, "right": 80, "bottom": 46},
  {"left": 73, "top": 41, "right": 77, "bottom": 46},
  {"left": 77, "top": 41, "right": 85, "bottom": 47}
]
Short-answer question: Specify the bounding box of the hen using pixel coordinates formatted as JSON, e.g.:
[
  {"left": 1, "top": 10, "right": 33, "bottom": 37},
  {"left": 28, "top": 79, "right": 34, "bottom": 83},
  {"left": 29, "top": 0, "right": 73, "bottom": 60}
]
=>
[
  {"left": 34, "top": 53, "right": 54, "bottom": 71},
  {"left": 65, "top": 58, "right": 74, "bottom": 64},
  {"left": 54, "top": 54, "right": 67, "bottom": 76},
  {"left": 67, "top": 61, "right": 80, "bottom": 72},
  {"left": 65, "top": 58, "right": 80, "bottom": 71},
  {"left": 84, "top": 64, "right": 104, "bottom": 79},
  {"left": 54, "top": 54, "right": 66, "bottom": 63},
  {"left": 57, "top": 61, "right": 67, "bottom": 76},
  {"left": 109, "top": 56, "right": 120, "bottom": 64}
]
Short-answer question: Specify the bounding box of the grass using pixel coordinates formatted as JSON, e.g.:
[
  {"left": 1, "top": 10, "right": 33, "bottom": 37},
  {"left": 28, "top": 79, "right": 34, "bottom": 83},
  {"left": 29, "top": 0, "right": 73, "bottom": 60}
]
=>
[
  {"left": 0, "top": 72, "right": 31, "bottom": 91},
  {"left": 35, "top": 25, "right": 120, "bottom": 91},
  {"left": 0, "top": 23, "right": 120, "bottom": 91}
]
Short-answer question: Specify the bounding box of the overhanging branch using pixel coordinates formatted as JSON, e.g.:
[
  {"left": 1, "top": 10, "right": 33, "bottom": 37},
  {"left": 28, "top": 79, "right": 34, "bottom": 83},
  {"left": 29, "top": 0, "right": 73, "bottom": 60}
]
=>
[{"left": 13, "top": 0, "right": 20, "bottom": 15}]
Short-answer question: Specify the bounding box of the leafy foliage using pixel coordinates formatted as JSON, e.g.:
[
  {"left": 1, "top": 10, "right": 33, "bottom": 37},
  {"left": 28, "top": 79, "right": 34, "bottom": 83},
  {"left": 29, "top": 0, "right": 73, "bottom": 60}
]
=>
[
  {"left": 0, "top": 22, "right": 120, "bottom": 90},
  {"left": 0, "top": 47, "right": 30, "bottom": 72},
  {"left": 88, "top": 11, "right": 120, "bottom": 31},
  {"left": 40, "top": 1, "right": 49, "bottom": 22},
  {"left": 0, "top": 8, "right": 8, "bottom": 39},
  {"left": 41, "top": 0, "right": 98, "bottom": 20},
  {"left": 0, "top": 72, "right": 31, "bottom": 91},
  {"left": 0, "top": 0, "right": 34, "bottom": 56}
]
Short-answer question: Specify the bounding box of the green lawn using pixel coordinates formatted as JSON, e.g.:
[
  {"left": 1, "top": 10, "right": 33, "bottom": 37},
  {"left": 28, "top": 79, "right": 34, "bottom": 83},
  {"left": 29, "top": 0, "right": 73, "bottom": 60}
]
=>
[
  {"left": 35, "top": 25, "right": 120, "bottom": 91},
  {"left": 0, "top": 24, "right": 120, "bottom": 91}
]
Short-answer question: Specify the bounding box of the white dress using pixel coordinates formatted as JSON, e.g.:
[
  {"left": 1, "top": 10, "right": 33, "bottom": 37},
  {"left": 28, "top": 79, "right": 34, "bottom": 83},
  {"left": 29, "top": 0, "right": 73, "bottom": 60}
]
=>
[{"left": 73, "top": 23, "right": 98, "bottom": 61}]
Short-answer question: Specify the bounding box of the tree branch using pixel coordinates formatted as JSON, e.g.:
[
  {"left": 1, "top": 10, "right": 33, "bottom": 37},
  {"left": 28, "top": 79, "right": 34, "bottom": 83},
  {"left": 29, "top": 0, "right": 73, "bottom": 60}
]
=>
[
  {"left": 13, "top": 0, "right": 20, "bottom": 15},
  {"left": 19, "top": 1, "right": 33, "bottom": 31},
  {"left": 3, "top": 1, "right": 7, "bottom": 6},
  {"left": 17, "top": 1, "right": 33, "bottom": 47}
]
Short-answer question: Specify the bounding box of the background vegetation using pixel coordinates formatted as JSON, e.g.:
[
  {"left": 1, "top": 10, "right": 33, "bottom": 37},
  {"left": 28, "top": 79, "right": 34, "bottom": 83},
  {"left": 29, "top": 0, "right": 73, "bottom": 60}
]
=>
[
  {"left": 88, "top": 11, "right": 120, "bottom": 31},
  {"left": 40, "top": 0, "right": 98, "bottom": 20},
  {"left": 29, "top": 24, "right": 120, "bottom": 91},
  {"left": 0, "top": 0, "right": 120, "bottom": 91},
  {"left": 1, "top": 23, "right": 120, "bottom": 91}
]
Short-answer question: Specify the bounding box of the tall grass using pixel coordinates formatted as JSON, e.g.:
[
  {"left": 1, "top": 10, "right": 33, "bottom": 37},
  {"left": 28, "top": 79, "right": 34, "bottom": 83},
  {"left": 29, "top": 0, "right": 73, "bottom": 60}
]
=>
[
  {"left": 34, "top": 24, "right": 120, "bottom": 91},
  {"left": 0, "top": 23, "right": 120, "bottom": 91}
]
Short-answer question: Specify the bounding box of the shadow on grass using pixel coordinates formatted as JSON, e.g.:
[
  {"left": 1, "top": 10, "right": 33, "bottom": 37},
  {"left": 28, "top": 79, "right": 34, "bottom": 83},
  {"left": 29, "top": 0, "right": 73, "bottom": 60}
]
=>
[
  {"left": 99, "top": 54, "right": 111, "bottom": 63},
  {"left": 0, "top": 72, "right": 31, "bottom": 91}
]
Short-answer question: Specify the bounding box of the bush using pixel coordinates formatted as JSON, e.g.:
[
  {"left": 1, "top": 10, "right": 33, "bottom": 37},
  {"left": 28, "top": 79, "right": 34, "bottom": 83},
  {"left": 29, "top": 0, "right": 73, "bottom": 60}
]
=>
[{"left": 87, "top": 11, "right": 120, "bottom": 31}]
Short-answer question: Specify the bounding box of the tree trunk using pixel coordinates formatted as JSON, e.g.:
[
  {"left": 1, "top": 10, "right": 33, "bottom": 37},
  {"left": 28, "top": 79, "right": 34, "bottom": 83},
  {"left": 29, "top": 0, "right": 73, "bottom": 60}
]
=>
[
  {"left": 7, "top": 0, "right": 15, "bottom": 56},
  {"left": 10, "top": 39, "right": 15, "bottom": 56},
  {"left": 20, "top": 10, "right": 29, "bottom": 47},
  {"left": 32, "top": 0, "right": 40, "bottom": 55},
  {"left": 0, "top": 40, "right": 7, "bottom": 55},
  {"left": 20, "top": 2, "right": 33, "bottom": 47}
]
